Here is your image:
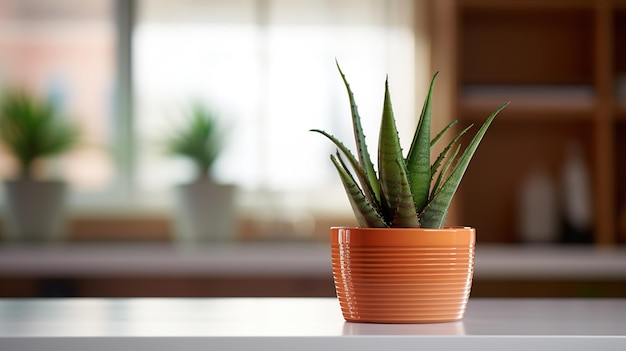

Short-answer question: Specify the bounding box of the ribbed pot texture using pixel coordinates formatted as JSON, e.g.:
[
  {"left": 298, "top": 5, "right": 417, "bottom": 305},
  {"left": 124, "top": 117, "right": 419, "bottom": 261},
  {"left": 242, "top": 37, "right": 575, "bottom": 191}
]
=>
[{"left": 331, "top": 226, "right": 476, "bottom": 323}]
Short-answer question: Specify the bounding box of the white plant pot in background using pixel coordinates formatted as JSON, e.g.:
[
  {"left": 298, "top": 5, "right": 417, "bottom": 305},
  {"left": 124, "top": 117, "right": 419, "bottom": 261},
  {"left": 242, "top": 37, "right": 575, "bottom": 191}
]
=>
[
  {"left": 174, "top": 179, "right": 236, "bottom": 244},
  {"left": 3, "top": 180, "right": 67, "bottom": 243}
]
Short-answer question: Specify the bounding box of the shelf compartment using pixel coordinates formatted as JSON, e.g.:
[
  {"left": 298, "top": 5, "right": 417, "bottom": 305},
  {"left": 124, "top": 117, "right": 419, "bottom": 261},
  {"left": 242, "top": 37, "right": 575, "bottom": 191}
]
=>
[{"left": 459, "top": 7, "right": 595, "bottom": 86}]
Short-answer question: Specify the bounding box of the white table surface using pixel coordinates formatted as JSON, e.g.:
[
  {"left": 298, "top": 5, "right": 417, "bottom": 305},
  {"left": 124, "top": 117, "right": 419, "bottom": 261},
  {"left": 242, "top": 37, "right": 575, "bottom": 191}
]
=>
[
  {"left": 0, "top": 243, "right": 625, "bottom": 280},
  {"left": 0, "top": 298, "right": 624, "bottom": 350}
]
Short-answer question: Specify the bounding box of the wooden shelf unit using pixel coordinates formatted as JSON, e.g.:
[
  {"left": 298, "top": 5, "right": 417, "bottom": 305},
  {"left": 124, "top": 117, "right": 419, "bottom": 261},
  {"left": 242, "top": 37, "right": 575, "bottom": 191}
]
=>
[{"left": 431, "top": 0, "right": 626, "bottom": 244}]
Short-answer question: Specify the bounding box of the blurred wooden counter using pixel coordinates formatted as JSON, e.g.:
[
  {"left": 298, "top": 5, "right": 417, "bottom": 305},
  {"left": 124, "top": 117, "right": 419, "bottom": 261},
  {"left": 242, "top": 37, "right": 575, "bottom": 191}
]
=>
[{"left": 0, "top": 243, "right": 625, "bottom": 297}]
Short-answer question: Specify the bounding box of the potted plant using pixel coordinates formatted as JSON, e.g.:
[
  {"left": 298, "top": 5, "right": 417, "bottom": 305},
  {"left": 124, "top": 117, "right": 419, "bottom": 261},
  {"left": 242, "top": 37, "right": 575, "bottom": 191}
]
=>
[
  {"left": 311, "top": 63, "right": 508, "bottom": 323},
  {"left": 165, "top": 102, "right": 236, "bottom": 244},
  {"left": 0, "top": 89, "right": 80, "bottom": 243}
]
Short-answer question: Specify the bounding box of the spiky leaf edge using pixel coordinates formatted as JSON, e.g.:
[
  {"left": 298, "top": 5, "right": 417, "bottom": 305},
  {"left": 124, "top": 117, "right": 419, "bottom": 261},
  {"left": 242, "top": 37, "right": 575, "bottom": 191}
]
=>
[
  {"left": 420, "top": 102, "right": 510, "bottom": 228},
  {"left": 406, "top": 72, "right": 439, "bottom": 213},
  {"left": 431, "top": 120, "right": 458, "bottom": 148},
  {"left": 431, "top": 143, "right": 461, "bottom": 199},
  {"left": 378, "top": 78, "right": 419, "bottom": 227},
  {"left": 335, "top": 61, "right": 380, "bottom": 202},
  {"left": 430, "top": 124, "right": 473, "bottom": 182},
  {"left": 330, "top": 152, "right": 388, "bottom": 228},
  {"left": 310, "top": 129, "right": 382, "bottom": 217}
]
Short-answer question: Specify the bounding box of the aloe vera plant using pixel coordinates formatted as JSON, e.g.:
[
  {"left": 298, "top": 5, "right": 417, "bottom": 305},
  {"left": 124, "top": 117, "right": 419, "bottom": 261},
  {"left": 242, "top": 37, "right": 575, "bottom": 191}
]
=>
[{"left": 311, "top": 63, "right": 509, "bottom": 228}]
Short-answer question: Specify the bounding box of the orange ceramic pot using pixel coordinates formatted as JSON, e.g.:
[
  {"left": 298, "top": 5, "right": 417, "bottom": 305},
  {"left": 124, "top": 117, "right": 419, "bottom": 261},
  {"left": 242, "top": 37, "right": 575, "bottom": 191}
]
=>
[{"left": 331, "top": 226, "right": 476, "bottom": 324}]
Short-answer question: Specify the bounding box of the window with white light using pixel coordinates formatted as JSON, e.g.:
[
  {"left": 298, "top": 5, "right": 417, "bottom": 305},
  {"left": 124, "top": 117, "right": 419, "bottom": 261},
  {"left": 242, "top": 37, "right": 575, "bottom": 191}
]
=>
[{"left": 133, "top": 0, "right": 420, "bottom": 215}]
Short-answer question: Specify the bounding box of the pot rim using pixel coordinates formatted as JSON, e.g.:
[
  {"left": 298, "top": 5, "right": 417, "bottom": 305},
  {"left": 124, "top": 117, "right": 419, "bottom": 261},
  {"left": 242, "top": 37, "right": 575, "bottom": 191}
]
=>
[
  {"left": 330, "top": 226, "right": 476, "bottom": 246},
  {"left": 331, "top": 226, "right": 473, "bottom": 232}
]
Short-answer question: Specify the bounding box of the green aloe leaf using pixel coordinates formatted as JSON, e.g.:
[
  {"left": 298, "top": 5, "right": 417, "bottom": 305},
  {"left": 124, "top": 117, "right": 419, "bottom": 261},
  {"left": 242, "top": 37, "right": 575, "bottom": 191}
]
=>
[
  {"left": 378, "top": 79, "right": 419, "bottom": 227},
  {"left": 310, "top": 129, "right": 380, "bottom": 213},
  {"left": 336, "top": 61, "right": 380, "bottom": 202},
  {"left": 420, "top": 102, "right": 510, "bottom": 228},
  {"left": 430, "top": 120, "right": 458, "bottom": 148},
  {"left": 331, "top": 153, "right": 387, "bottom": 228},
  {"left": 430, "top": 124, "right": 473, "bottom": 182},
  {"left": 424, "top": 144, "right": 461, "bottom": 225},
  {"left": 431, "top": 143, "right": 461, "bottom": 199},
  {"left": 406, "top": 72, "right": 439, "bottom": 212}
]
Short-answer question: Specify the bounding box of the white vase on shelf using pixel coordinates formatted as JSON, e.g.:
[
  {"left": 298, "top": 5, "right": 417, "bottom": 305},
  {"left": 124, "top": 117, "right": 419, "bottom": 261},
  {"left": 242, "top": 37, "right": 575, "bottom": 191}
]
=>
[{"left": 518, "top": 166, "right": 559, "bottom": 244}]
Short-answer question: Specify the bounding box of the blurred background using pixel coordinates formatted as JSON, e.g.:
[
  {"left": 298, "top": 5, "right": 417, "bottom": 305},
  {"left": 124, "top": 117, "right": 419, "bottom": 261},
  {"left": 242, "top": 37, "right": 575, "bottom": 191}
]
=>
[{"left": 0, "top": 0, "right": 625, "bottom": 298}]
